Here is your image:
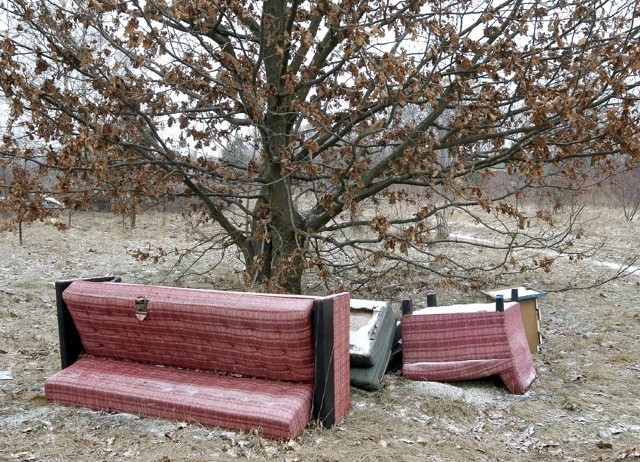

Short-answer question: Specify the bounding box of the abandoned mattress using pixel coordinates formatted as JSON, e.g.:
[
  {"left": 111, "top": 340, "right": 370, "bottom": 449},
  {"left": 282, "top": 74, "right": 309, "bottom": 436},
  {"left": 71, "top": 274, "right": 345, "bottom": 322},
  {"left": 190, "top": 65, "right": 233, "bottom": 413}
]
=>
[
  {"left": 44, "top": 355, "right": 314, "bottom": 440},
  {"left": 349, "top": 301, "right": 397, "bottom": 390},
  {"left": 349, "top": 300, "right": 396, "bottom": 368},
  {"left": 350, "top": 341, "right": 393, "bottom": 391}
]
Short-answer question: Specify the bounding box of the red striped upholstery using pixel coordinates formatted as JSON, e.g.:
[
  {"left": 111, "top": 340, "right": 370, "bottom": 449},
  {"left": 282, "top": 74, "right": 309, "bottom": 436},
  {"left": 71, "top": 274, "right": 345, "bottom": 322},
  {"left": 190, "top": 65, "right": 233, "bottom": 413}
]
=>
[
  {"left": 45, "top": 280, "right": 351, "bottom": 438},
  {"left": 402, "top": 303, "right": 537, "bottom": 394},
  {"left": 61, "top": 281, "right": 316, "bottom": 382},
  {"left": 45, "top": 356, "right": 313, "bottom": 440}
]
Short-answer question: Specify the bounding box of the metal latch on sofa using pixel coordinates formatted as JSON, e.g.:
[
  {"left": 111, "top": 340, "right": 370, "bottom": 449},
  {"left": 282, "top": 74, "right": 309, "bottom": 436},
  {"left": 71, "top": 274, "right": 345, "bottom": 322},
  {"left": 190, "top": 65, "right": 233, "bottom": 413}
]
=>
[{"left": 135, "top": 297, "right": 149, "bottom": 321}]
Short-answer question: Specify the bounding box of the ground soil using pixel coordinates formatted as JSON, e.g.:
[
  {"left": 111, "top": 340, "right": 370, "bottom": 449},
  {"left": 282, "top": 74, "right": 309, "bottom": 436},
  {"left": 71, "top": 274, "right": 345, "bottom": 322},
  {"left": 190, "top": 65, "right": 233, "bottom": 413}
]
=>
[{"left": 1, "top": 208, "right": 639, "bottom": 462}]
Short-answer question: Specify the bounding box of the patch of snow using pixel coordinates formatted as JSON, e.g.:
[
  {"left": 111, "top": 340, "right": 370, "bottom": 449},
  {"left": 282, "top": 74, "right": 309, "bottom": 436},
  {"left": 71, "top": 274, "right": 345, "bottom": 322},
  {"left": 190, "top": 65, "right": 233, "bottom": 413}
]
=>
[
  {"left": 482, "top": 286, "right": 546, "bottom": 301},
  {"left": 349, "top": 314, "right": 378, "bottom": 356},
  {"left": 405, "top": 379, "right": 524, "bottom": 407},
  {"left": 413, "top": 302, "right": 518, "bottom": 315},
  {"left": 405, "top": 381, "right": 465, "bottom": 401},
  {"left": 350, "top": 299, "right": 388, "bottom": 310}
]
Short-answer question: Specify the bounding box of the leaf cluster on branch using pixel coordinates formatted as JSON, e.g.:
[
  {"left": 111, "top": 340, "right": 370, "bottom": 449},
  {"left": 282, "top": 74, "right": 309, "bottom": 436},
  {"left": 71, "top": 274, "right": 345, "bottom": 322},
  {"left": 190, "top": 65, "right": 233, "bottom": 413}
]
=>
[{"left": 1, "top": 0, "right": 639, "bottom": 293}]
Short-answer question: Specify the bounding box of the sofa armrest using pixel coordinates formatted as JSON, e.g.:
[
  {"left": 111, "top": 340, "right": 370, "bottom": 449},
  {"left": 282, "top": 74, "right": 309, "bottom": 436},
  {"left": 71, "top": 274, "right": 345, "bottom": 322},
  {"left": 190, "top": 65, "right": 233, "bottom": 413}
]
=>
[
  {"left": 312, "top": 293, "right": 351, "bottom": 429},
  {"left": 55, "top": 276, "right": 121, "bottom": 369},
  {"left": 313, "top": 298, "right": 335, "bottom": 427}
]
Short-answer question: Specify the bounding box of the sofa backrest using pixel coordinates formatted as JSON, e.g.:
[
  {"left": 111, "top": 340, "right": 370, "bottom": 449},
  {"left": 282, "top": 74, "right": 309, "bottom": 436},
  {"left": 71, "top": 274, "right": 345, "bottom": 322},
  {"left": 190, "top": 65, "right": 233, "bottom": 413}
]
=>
[
  {"left": 63, "top": 280, "right": 321, "bottom": 383},
  {"left": 402, "top": 302, "right": 521, "bottom": 363}
]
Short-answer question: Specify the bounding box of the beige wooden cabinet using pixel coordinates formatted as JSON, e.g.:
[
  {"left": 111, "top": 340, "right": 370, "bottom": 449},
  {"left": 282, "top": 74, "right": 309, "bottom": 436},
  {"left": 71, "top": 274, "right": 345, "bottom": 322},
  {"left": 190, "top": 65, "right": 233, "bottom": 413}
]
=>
[{"left": 482, "top": 287, "right": 546, "bottom": 353}]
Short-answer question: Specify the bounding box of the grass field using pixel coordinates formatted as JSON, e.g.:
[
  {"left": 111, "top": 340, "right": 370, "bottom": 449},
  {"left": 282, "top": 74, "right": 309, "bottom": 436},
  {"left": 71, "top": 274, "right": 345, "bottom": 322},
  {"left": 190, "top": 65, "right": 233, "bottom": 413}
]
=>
[{"left": 1, "top": 208, "right": 639, "bottom": 461}]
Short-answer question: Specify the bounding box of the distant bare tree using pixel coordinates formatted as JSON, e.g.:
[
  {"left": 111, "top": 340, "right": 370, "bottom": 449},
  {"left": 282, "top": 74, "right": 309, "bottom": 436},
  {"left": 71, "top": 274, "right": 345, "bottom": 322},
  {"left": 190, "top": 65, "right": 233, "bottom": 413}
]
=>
[{"left": 611, "top": 164, "right": 640, "bottom": 222}]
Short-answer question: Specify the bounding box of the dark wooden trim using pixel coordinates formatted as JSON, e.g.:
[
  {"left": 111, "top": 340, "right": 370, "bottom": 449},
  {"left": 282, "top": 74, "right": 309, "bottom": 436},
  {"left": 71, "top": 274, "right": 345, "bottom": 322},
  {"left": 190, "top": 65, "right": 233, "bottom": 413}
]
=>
[
  {"left": 401, "top": 299, "right": 413, "bottom": 316},
  {"left": 55, "top": 276, "right": 121, "bottom": 369},
  {"left": 312, "top": 298, "right": 335, "bottom": 428}
]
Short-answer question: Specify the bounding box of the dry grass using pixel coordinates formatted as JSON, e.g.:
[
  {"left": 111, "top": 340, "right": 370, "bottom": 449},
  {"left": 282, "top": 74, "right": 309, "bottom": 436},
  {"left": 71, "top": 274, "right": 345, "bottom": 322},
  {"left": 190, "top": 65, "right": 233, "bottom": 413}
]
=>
[{"left": 1, "top": 208, "right": 640, "bottom": 461}]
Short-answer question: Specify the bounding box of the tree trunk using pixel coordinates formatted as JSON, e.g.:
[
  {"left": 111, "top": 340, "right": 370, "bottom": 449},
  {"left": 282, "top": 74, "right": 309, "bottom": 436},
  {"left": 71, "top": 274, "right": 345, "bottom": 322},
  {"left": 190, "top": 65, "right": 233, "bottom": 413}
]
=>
[
  {"left": 245, "top": 159, "right": 305, "bottom": 293},
  {"left": 245, "top": 232, "right": 304, "bottom": 293},
  {"left": 246, "top": 231, "right": 273, "bottom": 285},
  {"left": 269, "top": 233, "right": 305, "bottom": 294},
  {"left": 254, "top": 0, "right": 304, "bottom": 294}
]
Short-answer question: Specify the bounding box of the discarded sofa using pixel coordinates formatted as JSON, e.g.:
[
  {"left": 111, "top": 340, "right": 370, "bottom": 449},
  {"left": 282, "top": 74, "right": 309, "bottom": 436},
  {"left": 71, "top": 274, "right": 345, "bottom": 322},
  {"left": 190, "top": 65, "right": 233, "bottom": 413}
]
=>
[
  {"left": 45, "top": 278, "right": 351, "bottom": 439},
  {"left": 349, "top": 299, "right": 397, "bottom": 390},
  {"left": 401, "top": 299, "right": 537, "bottom": 394}
]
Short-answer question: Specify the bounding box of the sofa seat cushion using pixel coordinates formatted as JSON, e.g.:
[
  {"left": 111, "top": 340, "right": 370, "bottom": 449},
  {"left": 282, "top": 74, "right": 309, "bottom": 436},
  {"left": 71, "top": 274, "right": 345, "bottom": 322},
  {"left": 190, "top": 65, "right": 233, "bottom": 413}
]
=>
[{"left": 44, "top": 356, "right": 314, "bottom": 440}]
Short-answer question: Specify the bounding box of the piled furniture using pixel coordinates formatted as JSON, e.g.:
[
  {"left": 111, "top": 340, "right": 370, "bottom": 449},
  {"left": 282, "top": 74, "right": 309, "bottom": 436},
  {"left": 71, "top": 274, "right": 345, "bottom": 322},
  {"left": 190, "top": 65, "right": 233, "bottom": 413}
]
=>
[
  {"left": 401, "top": 298, "right": 537, "bottom": 394},
  {"left": 45, "top": 278, "right": 351, "bottom": 439}
]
